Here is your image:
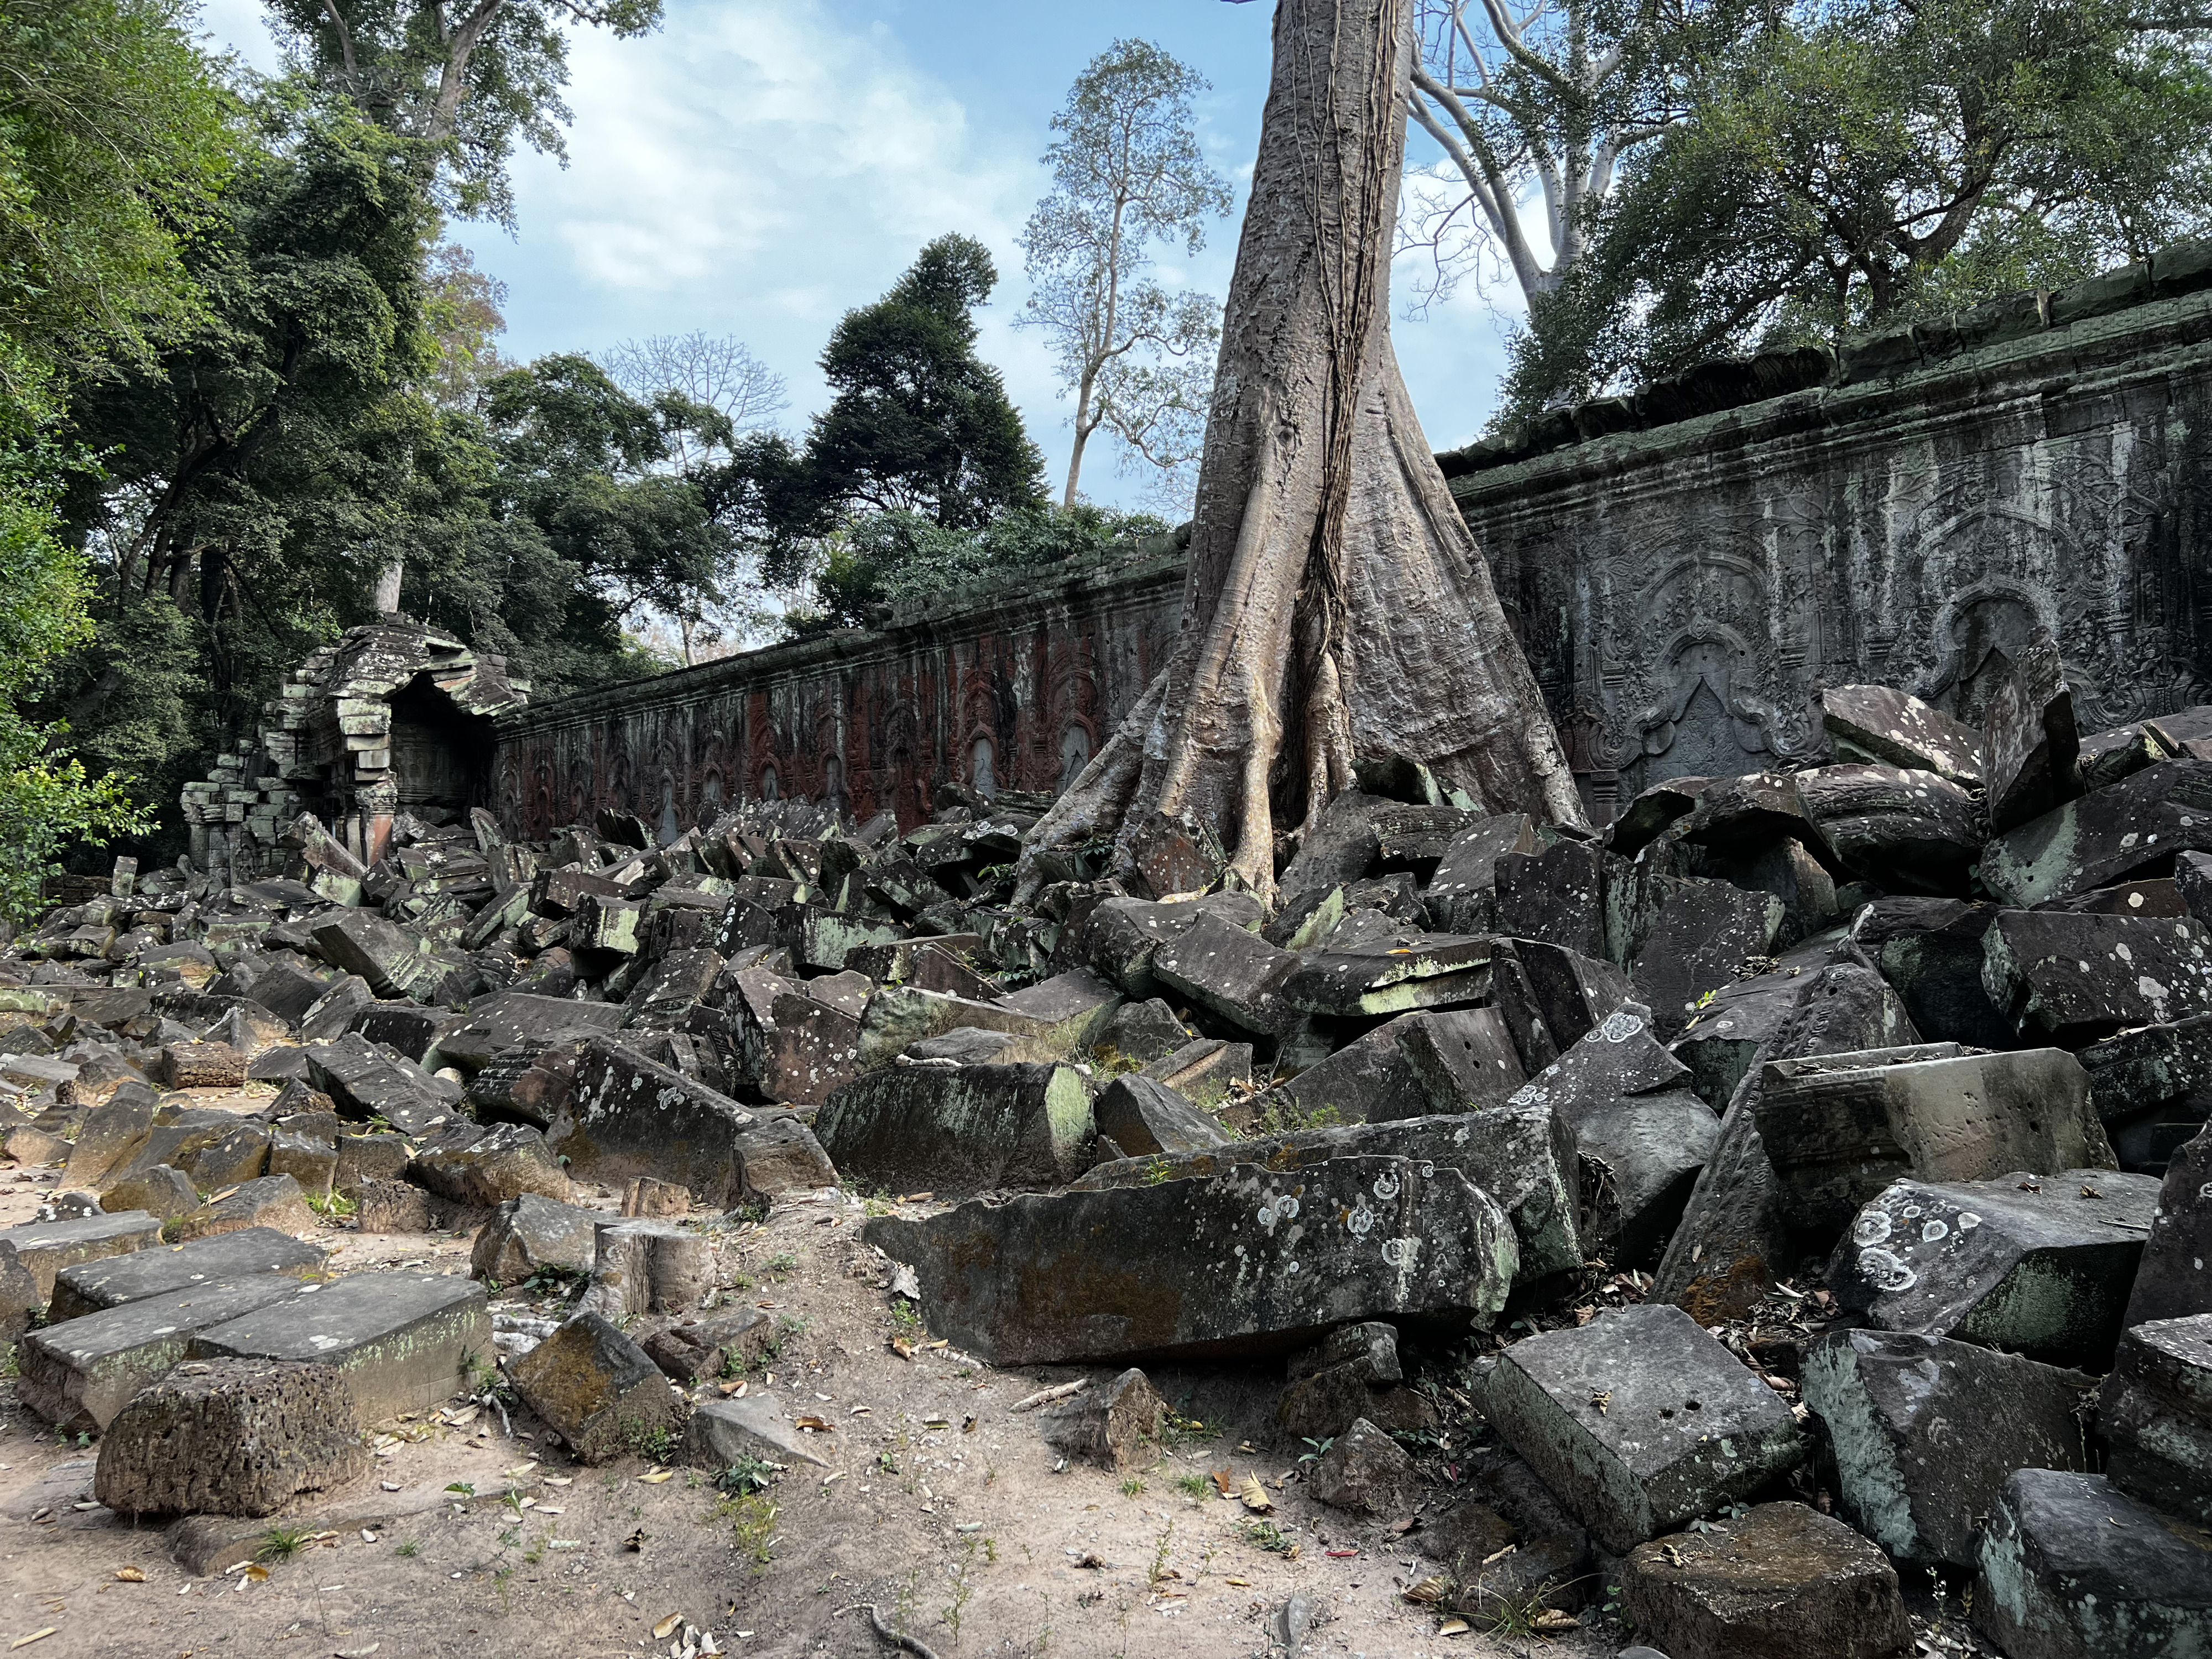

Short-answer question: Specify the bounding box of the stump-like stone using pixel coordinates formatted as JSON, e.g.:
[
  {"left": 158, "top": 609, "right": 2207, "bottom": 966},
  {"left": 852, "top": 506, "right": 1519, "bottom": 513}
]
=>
[
  {"left": 507, "top": 1311, "right": 680, "bottom": 1464},
  {"left": 95, "top": 1357, "right": 368, "bottom": 1517},
  {"left": 1040, "top": 1368, "right": 1166, "bottom": 1471}
]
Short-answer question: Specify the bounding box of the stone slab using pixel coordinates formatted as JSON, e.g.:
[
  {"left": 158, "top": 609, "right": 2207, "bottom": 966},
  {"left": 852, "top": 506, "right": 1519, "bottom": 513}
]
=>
[
  {"left": 0, "top": 1211, "right": 160, "bottom": 1301},
  {"left": 49, "top": 1227, "right": 327, "bottom": 1322},
  {"left": 2100, "top": 1313, "right": 2212, "bottom": 1524}
]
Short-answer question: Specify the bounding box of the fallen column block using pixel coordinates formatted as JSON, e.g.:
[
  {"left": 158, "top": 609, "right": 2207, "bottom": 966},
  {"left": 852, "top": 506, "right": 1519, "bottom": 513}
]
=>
[
  {"left": 94, "top": 1357, "right": 368, "bottom": 1517},
  {"left": 2099, "top": 1313, "right": 2212, "bottom": 1525},
  {"left": 816, "top": 1063, "right": 1096, "bottom": 1196}
]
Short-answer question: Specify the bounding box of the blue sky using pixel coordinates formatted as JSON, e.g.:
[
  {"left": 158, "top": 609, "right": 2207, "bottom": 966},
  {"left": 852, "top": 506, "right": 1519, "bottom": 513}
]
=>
[{"left": 195, "top": 0, "right": 1524, "bottom": 508}]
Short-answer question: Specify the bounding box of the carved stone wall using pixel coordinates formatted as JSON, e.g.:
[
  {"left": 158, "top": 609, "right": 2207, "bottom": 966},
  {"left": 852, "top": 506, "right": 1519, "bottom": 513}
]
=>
[
  {"left": 489, "top": 538, "right": 1188, "bottom": 838},
  {"left": 1450, "top": 286, "right": 2212, "bottom": 821}
]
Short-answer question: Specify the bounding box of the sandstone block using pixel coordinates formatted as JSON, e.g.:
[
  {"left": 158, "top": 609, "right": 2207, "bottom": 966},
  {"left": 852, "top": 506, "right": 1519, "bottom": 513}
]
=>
[{"left": 95, "top": 1358, "right": 368, "bottom": 1517}]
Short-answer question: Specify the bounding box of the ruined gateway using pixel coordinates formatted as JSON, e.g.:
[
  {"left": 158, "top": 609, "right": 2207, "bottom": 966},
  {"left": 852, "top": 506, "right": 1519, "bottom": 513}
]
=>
[{"left": 182, "top": 249, "right": 2212, "bottom": 860}]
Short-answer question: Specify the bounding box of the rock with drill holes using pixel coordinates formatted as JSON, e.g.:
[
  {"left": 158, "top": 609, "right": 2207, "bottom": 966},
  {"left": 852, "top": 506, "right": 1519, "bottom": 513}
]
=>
[{"left": 95, "top": 1357, "right": 368, "bottom": 1517}]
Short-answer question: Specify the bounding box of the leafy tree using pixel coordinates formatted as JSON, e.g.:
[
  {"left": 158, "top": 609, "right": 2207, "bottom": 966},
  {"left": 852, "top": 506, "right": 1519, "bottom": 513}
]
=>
[
  {"left": 422, "top": 241, "right": 511, "bottom": 409},
  {"left": 1019, "top": 39, "right": 1232, "bottom": 508},
  {"left": 792, "top": 503, "right": 1171, "bottom": 636},
  {"left": 1485, "top": 0, "right": 2212, "bottom": 416},
  {"left": 268, "top": 0, "right": 664, "bottom": 224},
  {"left": 804, "top": 235, "right": 1046, "bottom": 530}
]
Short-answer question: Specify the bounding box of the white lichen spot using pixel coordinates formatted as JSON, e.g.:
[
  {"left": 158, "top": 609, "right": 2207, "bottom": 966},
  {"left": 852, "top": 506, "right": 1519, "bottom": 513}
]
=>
[
  {"left": 1599, "top": 1010, "right": 1644, "bottom": 1043},
  {"left": 1854, "top": 1211, "right": 1895, "bottom": 1246},
  {"left": 1859, "top": 1249, "right": 1918, "bottom": 1293},
  {"left": 1372, "top": 1172, "right": 1401, "bottom": 1202},
  {"left": 1922, "top": 1219, "right": 1950, "bottom": 1243}
]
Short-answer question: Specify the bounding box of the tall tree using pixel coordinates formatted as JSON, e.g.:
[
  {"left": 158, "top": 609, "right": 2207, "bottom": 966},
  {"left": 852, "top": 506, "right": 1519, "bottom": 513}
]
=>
[
  {"left": 268, "top": 0, "right": 663, "bottom": 225},
  {"left": 600, "top": 332, "right": 786, "bottom": 469},
  {"left": 1019, "top": 39, "right": 1234, "bottom": 508},
  {"left": 1025, "top": 0, "right": 1582, "bottom": 903},
  {"left": 804, "top": 235, "right": 1046, "bottom": 530}
]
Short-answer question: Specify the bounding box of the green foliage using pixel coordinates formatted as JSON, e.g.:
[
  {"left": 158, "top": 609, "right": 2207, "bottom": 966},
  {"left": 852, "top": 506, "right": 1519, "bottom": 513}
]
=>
[
  {"left": 801, "top": 234, "right": 1046, "bottom": 531},
  {"left": 1498, "top": 0, "right": 2212, "bottom": 417},
  {"left": 257, "top": 1523, "right": 320, "bottom": 1561},
  {"left": 791, "top": 502, "right": 1168, "bottom": 636},
  {"left": 715, "top": 1455, "right": 784, "bottom": 1496}
]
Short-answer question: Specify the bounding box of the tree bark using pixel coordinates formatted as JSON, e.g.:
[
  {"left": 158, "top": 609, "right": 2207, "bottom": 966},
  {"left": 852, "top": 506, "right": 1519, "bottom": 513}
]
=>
[{"left": 1022, "top": 0, "right": 1582, "bottom": 904}]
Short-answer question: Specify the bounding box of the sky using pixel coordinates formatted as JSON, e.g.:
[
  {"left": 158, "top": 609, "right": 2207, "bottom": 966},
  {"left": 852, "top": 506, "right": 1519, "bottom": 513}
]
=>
[{"left": 194, "top": 0, "right": 1526, "bottom": 510}]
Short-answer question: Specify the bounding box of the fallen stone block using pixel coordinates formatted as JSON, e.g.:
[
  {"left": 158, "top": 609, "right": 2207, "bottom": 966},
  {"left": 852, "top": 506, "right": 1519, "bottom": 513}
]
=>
[
  {"left": 470, "top": 1191, "right": 601, "bottom": 1284},
  {"left": 1039, "top": 1368, "right": 1166, "bottom": 1471},
  {"left": 578, "top": 1219, "right": 714, "bottom": 1319},
  {"left": 310, "top": 910, "right": 459, "bottom": 1002},
  {"left": 506, "top": 1310, "right": 681, "bottom": 1464},
  {"left": 431, "top": 990, "right": 624, "bottom": 1073},
  {"left": 2100, "top": 1313, "right": 2212, "bottom": 1524},
  {"left": 50, "top": 1226, "right": 326, "bottom": 1321},
  {"left": 869, "top": 1155, "right": 1516, "bottom": 1366},
  {"left": 94, "top": 1357, "right": 368, "bottom": 1517},
  {"left": 96, "top": 1164, "right": 198, "bottom": 1222},
  {"left": 1495, "top": 838, "right": 1607, "bottom": 961},
  {"left": 180, "top": 1123, "right": 270, "bottom": 1190},
  {"left": 730, "top": 1112, "right": 837, "bottom": 1197},
  {"left": 620, "top": 1176, "right": 691, "bottom": 1218},
  {"left": 1985, "top": 633, "right": 2083, "bottom": 834},
  {"left": 267, "top": 1128, "right": 337, "bottom": 1196},
  {"left": 816, "top": 1063, "right": 1095, "bottom": 1196},
  {"left": 351, "top": 1178, "right": 434, "bottom": 1233},
  {"left": 1974, "top": 1468, "right": 2212, "bottom": 1659},
  {"left": 1794, "top": 763, "right": 1981, "bottom": 898},
  {"left": 639, "top": 1307, "right": 772, "bottom": 1384},
  {"left": 1280, "top": 933, "right": 1493, "bottom": 1020},
  {"left": 58, "top": 1091, "right": 155, "bottom": 1190},
  {"left": 1829, "top": 1168, "right": 2162, "bottom": 1369},
  {"left": 1092, "top": 1076, "right": 1227, "bottom": 1159},
  {"left": 1151, "top": 913, "right": 1301, "bottom": 1035},
  {"left": 1074, "top": 1099, "right": 1580, "bottom": 1290},
  {"left": 997, "top": 969, "right": 1123, "bottom": 1055},
  {"left": 333, "top": 1131, "right": 411, "bottom": 1190},
  {"left": 1477, "top": 1303, "right": 1805, "bottom": 1553},
  {"left": 682, "top": 1391, "right": 830, "bottom": 1471},
  {"left": 1819, "top": 684, "right": 1982, "bottom": 784},
  {"left": 1983, "top": 910, "right": 2212, "bottom": 1044},
  {"left": 1756, "top": 1046, "right": 2111, "bottom": 1233},
  {"left": 1853, "top": 899, "right": 2014, "bottom": 1048},
  {"left": 760, "top": 991, "right": 863, "bottom": 1103},
  {"left": 1802, "top": 1328, "right": 2096, "bottom": 1566},
  {"left": 411, "top": 1121, "right": 569, "bottom": 1208},
  {"left": 1140, "top": 1036, "right": 1254, "bottom": 1103},
  {"left": 1981, "top": 760, "right": 2212, "bottom": 908},
  {"left": 2127, "top": 1121, "right": 2212, "bottom": 1326},
  {"left": 305, "top": 1032, "right": 452, "bottom": 1134},
  {"left": 1078, "top": 892, "right": 1263, "bottom": 999},
  {"left": 1310, "top": 1416, "right": 1420, "bottom": 1517},
  {"left": 1620, "top": 1501, "right": 1913, "bottom": 1659},
  {"left": 299, "top": 973, "right": 374, "bottom": 1042},
  {"left": 166, "top": 1173, "right": 315, "bottom": 1244},
  {"left": 0, "top": 1250, "right": 30, "bottom": 1342},
  {"left": 559, "top": 1039, "right": 775, "bottom": 1209},
  {"left": 163, "top": 1041, "right": 245, "bottom": 1090},
  {"left": 1087, "top": 998, "right": 1190, "bottom": 1067},
  {"left": 1632, "top": 881, "right": 1786, "bottom": 1041},
  {"left": 0, "top": 1211, "right": 160, "bottom": 1301},
  {"left": 190, "top": 1271, "right": 489, "bottom": 1424},
  {"left": 20, "top": 1274, "right": 309, "bottom": 1431},
  {"left": 1424, "top": 813, "right": 1538, "bottom": 935}
]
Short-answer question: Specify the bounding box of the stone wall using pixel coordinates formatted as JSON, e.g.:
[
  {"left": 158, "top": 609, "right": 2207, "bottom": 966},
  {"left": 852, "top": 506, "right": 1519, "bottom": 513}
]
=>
[
  {"left": 488, "top": 535, "right": 1189, "bottom": 839},
  {"left": 1448, "top": 259, "right": 2212, "bottom": 822}
]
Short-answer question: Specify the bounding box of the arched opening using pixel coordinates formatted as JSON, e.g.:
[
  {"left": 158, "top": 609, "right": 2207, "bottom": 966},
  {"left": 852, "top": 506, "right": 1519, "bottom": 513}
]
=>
[{"left": 387, "top": 671, "right": 495, "bottom": 822}]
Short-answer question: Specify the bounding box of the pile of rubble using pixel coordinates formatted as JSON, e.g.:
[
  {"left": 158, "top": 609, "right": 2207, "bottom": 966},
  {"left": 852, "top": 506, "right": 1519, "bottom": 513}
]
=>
[{"left": 1, "top": 643, "right": 2209, "bottom": 1658}]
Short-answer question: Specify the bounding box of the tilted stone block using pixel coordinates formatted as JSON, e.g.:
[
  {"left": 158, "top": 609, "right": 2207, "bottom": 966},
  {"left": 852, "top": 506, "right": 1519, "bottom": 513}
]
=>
[{"left": 2100, "top": 1313, "right": 2212, "bottom": 1524}]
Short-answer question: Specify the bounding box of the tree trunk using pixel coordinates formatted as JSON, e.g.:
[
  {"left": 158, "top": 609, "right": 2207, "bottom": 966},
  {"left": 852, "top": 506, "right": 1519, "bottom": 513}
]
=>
[{"left": 1023, "top": 0, "right": 1582, "bottom": 904}]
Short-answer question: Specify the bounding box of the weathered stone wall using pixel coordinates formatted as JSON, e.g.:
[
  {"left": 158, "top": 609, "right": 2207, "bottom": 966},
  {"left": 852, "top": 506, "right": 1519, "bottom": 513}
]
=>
[
  {"left": 1448, "top": 275, "right": 2212, "bottom": 822},
  {"left": 489, "top": 536, "right": 1189, "bottom": 839}
]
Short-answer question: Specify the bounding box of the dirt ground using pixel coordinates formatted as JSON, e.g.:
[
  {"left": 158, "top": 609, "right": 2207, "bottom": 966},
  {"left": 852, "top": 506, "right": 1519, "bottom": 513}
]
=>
[{"left": 0, "top": 1084, "right": 1635, "bottom": 1659}]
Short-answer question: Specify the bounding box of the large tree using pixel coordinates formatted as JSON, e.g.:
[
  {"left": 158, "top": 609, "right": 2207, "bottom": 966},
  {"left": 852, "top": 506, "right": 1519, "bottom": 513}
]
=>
[
  {"left": 1019, "top": 39, "right": 1233, "bottom": 509},
  {"left": 1025, "top": 0, "right": 1582, "bottom": 904}
]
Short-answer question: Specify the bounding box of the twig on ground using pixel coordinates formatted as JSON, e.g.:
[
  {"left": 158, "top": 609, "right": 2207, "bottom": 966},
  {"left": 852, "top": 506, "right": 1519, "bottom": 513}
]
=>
[{"left": 836, "top": 1602, "right": 942, "bottom": 1658}]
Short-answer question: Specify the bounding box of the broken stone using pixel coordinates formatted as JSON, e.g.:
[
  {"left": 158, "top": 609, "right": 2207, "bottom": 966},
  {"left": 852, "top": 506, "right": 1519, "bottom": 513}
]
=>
[
  {"left": 351, "top": 1178, "right": 433, "bottom": 1233},
  {"left": 1281, "top": 933, "right": 1493, "bottom": 1021},
  {"left": 49, "top": 1226, "right": 325, "bottom": 1322},
  {"left": 20, "top": 1274, "right": 311, "bottom": 1431},
  {"left": 162, "top": 1041, "right": 245, "bottom": 1090},
  {"left": 1756, "top": 1046, "right": 2112, "bottom": 1233},
  {"left": 1277, "top": 1323, "right": 1433, "bottom": 1441},
  {"left": 1829, "top": 1168, "right": 2162, "bottom": 1369},
  {"left": 1495, "top": 837, "right": 1606, "bottom": 960},
  {"left": 869, "top": 1155, "right": 1517, "bottom": 1366},
  {"left": 1793, "top": 764, "right": 1983, "bottom": 896},
  {"left": 1819, "top": 684, "right": 1983, "bottom": 785},
  {"left": 58, "top": 1091, "right": 156, "bottom": 1190},
  {"left": 310, "top": 910, "right": 458, "bottom": 1002},
  {"left": 1086, "top": 998, "right": 1190, "bottom": 1067},
  {"left": 94, "top": 1357, "right": 368, "bottom": 1517},
  {"left": 996, "top": 969, "right": 1123, "bottom": 1053},
  {"left": 431, "top": 990, "right": 624, "bottom": 1073},
  {"left": 559, "top": 1039, "right": 814, "bottom": 1209},
  {"left": 470, "top": 1191, "right": 601, "bottom": 1284},
  {"left": 1981, "top": 760, "right": 2212, "bottom": 908},
  {"left": 189, "top": 1270, "right": 490, "bottom": 1423},
  {"left": 166, "top": 1172, "right": 316, "bottom": 1244},
  {"left": 1631, "top": 881, "right": 1786, "bottom": 1040},
  {"left": 1141, "top": 1036, "right": 1253, "bottom": 1103},
  {"left": 1853, "top": 899, "right": 2015, "bottom": 1049},
  {"left": 1984, "top": 633, "right": 2083, "bottom": 834},
  {"left": 305, "top": 1032, "right": 451, "bottom": 1134},
  {"left": 0, "top": 1210, "right": 161, "bottom": 1301},
  {"left": 620, "top": 1176, "right": 691, "bottom": 1218},
  {"left": 1801, "top": 1328, "right": 2096, "bottom": 1566},
  {"left": 682, "top": 1391, "right": 830, "bottom": 1471},
  {"left": 333, "top": 1130, "right": 412, "bottom": 1190},
  {"left": 2127, "top": 1121, "right": 2212, "bottom": 1326},
  {"left": 96, "top": 1164, "right": 198, "bottom": 1222},
  {"left": 1424, "top": 813, "right": 1539, "bottom": 935},
  {"left": 0, "top": 1250, "right": 31, "bottom": 1342},
  {"left": 2099, "top": 1313, "right": 2212, "bottom": 1524},
  {"left": 1081, "top": 1097, "right": 1581, "bottom": 1290},
  {"left": 410, "top": 1121, "right": 569, "bottom": 1208},
  {"left": 267, "top": 1129, "right": 337, "bottom": 1196},
  {"left": 1077, "top": 892, "right": 1263, "bottom": 999},
  {"left": 639, "top": 1307, "right": 772, "bottom": 1384},
  {"left": 1091, "top": 1076, "right": 1227, "bottom": 1159},
  {"left": 1984, "top": 910, "right": 2212, "bottom": 1044},
  {"left": 576, "top": 1217, "right": 714, "bottom": 1320},
  {"left": 1308, "top": 1416, "right": 1420, "bottom": 1517},
  {"left": 1475, "top": 1303, "right": 1805, "bottom": 1553},
  {"left": 507, "top": 1311, "right": 681, "bottom": 1464},
  {"left": 1502, "top": 937, "right": 1635, "bottom": 1056},
  {"left": 816, "top": 1062, "right": 1095, "bottom": 1196},
  {"left": 1150, "top": 912, "right": 1301, "bottom": 1035},
  {"left": 1039, "top": 1367, "right": 1166, "bottom": 1470},
  {"left": 180, "top": 1123, "right": 270, "bottom": 1190},
  {"left": 1974, "top": 1468, "right": 2212, "bottom": 1659},
  {"left": 1619, "top": 1501, "right": 1913, "bottom": 1659}
]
